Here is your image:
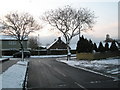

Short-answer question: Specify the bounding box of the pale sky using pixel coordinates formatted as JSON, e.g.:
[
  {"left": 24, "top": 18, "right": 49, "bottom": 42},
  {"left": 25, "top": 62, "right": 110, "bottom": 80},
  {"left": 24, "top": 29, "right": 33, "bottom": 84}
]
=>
[{"left": 0, "top": 0, "right": 119, "bottom": 46}]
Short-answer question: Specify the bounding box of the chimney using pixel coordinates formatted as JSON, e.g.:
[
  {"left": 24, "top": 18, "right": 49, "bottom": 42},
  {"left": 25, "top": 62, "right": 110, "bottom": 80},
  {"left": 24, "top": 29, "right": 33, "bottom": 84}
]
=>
[
  {"left": 58, "top": 37, "right": 61, "bottom": 41},
  {"left": 106, "top": 34, "right": 110, "bottom": 40}
]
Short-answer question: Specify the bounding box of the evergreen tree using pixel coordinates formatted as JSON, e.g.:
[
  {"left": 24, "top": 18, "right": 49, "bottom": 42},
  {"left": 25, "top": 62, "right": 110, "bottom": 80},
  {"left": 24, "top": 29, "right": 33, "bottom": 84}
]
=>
[
  {"left": 76, "top": 36, "right": 94, "bottom": 53},
  {"left": 110, "top": 41, "right": 118, "bottom": 51},
  {"left": 93, "top": 43, "right": 98, "bottom": 52},
  {"left": 98, "top": 42, "right": 105, "bottom": 52},
  {"left": 79, "top": 36, "right": 85, "bottom": 52},
  {"left": 88, "top": 39, "right": 93, "bottom": 53},
  {"left": 83, "top": 38, "right": 88, "bottom": 52},
  {"left": 105, "top": 42, "right": 109, "bottom": 52}
]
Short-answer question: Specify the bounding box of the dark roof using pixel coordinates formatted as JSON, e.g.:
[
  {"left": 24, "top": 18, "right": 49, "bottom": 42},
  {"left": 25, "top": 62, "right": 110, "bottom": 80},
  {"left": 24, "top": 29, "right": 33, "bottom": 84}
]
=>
[{"left": 47, "top": 37, "right": 68, "bottom": 50}]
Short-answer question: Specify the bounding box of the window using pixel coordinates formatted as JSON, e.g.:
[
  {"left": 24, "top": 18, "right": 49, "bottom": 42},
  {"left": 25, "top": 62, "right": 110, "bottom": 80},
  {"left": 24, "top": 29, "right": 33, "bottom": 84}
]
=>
[{"left": 9, "top": 41, "right": 16, "bottom": 45}]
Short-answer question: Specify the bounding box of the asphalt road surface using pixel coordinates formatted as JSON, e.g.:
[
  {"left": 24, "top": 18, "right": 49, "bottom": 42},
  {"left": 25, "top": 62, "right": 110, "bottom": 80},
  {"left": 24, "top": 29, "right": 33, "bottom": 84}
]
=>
[{"left": 27, "top": 58, "right": 119, "bottom": 89}]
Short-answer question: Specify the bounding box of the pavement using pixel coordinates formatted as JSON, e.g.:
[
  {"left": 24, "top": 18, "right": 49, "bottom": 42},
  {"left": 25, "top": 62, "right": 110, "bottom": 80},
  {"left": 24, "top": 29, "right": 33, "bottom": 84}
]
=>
[
  {"left": 0, "top": 58, "right": 19, "bottom": 74},
  {"left": 27, "top": 58, "right": 119, "bottom": 89}
]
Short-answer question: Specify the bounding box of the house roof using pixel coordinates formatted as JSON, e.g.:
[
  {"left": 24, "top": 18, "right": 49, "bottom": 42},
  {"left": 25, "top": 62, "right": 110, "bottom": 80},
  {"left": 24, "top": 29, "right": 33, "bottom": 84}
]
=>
[
  {"left": 47, "top": 39, "right": 58, "bottom": 49},
  {"left": 0, "top": 35, "right": 28, "bottom": 40},
  {"left": 47, "top": 37, "right": 67, "bottom": 50},
  {"left": 47, "top": 37, "right": 77, "bottom": 50}
]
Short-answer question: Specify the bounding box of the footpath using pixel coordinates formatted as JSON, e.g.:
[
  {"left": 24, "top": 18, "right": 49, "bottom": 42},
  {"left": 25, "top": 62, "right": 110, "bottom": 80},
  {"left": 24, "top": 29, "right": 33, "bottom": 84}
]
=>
[{"left": 0, "top": 58, "right": 28, "bottom": 89}]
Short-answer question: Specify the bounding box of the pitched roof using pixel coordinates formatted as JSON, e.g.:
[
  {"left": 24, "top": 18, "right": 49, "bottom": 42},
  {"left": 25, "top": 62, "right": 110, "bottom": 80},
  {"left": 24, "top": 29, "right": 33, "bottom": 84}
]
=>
[
  {"left": 0, "top": 35, "right": 28, "bottom": 40},
  {"left": 47, "top": 39, "right": 58, "bottom": 49},
  {"left": 47, "top": 37, "right": 67, "bottom": 50}
]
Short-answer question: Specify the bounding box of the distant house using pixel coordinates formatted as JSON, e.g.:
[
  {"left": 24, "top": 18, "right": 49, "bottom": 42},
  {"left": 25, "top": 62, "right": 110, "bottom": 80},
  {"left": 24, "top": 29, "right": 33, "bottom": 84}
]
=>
[
  {"left": 47, "top": 37, "right": 68, "bottom": 50},
  {"left": 47, "top": 37, "right": 70, "bottom": 54},
  {"left": 0, "top": 35, "right": 28, "bottom": 51},
  {"left": 116, "top": 39, "right": 120, "bottom": 49},
  {"left": 104, "top": 34, "right": 120, "bottom": 49},
  {"left": 104, "top": 34, "right": 114, "bottom": 42}
]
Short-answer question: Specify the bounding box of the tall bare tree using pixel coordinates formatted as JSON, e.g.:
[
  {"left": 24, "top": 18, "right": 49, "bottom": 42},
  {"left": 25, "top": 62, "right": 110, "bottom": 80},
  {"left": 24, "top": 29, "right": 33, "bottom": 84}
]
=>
[
  {"left": 42, "top": 5, "right": 96, "bottom": 60},
  {"left": 0, "top": 12, "right": 41, "bottom": 61},
  {"left": 28, "top": 36, "right": 39, "bottom": 50}
]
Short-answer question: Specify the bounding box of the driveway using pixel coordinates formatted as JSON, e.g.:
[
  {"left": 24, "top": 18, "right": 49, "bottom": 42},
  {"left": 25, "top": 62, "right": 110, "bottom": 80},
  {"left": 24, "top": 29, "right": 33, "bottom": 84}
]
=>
[{"left": 27, "top": 58, "right": 119, "bottom": 89}]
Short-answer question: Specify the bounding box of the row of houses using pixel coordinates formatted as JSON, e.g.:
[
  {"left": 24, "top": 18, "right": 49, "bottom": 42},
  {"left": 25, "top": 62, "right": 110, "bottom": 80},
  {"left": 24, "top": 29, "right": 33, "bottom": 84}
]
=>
[
  {"left": 0, "top": 35, "right": 76, "bottom": 56},
  {"left": 0, "top": 34, "right": 120, "bottom": 56},
  {"left": 0, "top": 36, "right": 70, "bottom": 51}
]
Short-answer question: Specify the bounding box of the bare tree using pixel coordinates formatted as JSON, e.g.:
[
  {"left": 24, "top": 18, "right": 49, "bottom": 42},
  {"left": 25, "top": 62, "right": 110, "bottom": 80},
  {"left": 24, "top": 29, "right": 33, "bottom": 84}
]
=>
[
  {"left": 0, "top": 12, "right": 41, "bottom": 61},
  {"left": 42, "top": 6, "right": 96, "bottom": 60},
  {"left": 28, "top": 36, "right": 39, "bottom": 50}
]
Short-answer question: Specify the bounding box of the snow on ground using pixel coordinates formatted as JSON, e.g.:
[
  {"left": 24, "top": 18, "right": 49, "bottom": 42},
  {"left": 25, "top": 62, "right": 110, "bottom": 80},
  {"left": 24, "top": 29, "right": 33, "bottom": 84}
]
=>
[
  {"left": 2, "top": 56, "right": 12, "bottom": 58},
  {"left": 0, "top": 58, "right": 9, "bottom": 61},
  {"left": 57, "top": 57, "right": 120, "bottom": 80},
  {"left": 31, "top": 54, "right": 76, "bottom": 58},
  {"left": 2, "top": 54, "right": 76, "bottom": 59},
  {"left": 0, "top": 60, "right": 28, "bottom": 89}
]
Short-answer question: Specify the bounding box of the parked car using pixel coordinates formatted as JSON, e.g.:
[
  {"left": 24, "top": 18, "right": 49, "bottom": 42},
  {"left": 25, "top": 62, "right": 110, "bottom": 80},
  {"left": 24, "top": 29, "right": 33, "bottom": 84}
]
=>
[{"left": 13, "top": 51, "right": 31, "bottom": 58}]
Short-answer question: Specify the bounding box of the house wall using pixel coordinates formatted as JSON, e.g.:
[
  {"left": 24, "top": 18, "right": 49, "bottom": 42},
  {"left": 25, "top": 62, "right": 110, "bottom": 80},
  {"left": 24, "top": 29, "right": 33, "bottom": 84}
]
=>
[{"left": 2, "top": 40, "right": 27, "bottom": 50}]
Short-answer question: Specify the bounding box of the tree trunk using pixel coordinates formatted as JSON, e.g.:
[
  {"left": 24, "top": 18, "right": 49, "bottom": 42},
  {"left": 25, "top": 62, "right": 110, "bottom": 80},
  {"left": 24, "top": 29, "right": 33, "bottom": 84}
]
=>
[
  {"left": 67, "top": 43, "right": 71, "bottom": 61},
  {"left": 21, "top": 48, "right": 24, "bottom": 61},
  {"left": 19, "top": 40, "right": 24, "bottom": 61}
]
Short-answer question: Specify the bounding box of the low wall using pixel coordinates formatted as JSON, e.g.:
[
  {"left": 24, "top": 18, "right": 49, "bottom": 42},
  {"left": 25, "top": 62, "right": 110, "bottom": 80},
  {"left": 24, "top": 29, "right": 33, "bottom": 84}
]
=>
[
  {"left": 76, "top": 51, "right": 120, "bottom": 60},
  {"left": 2, "top": 50, "right": 76, "bottom": 56}
]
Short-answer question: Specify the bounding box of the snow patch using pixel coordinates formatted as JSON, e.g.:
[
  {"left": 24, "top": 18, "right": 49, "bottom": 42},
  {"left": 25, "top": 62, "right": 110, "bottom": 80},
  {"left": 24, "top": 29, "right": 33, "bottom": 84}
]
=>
[
  {"left": 31, "top": 54, "right": 76, "bottom": 58},
  {"left": 0, "top": 58, "right": 9, "bottom": 62},
  {"left": 57, "top": 58, "right": 120, "bottom": 80}
]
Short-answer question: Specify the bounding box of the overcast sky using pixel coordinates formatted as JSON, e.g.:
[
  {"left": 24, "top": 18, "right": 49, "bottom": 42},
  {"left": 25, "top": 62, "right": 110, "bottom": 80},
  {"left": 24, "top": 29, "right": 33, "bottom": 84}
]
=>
[{"left": 0, "top": 0, "right": 119, "bottom": 46}]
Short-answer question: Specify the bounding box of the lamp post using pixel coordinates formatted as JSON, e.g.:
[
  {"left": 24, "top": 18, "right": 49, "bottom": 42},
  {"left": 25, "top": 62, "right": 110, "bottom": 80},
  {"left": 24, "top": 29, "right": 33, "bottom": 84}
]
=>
[
  {"left": 38, "top": 34, "right": 39, "bottom": 56},
  {"left": 0, "top": 40, "right": 2, "bottom": 58}
]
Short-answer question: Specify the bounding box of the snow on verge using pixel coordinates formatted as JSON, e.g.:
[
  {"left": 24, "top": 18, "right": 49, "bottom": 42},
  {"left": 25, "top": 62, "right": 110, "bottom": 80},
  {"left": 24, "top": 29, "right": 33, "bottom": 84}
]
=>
[
  {"left": 0, "top": 60, "right": 28, "bottom": 89},
  {"left": 0, "top": 58, "right": 9, "bottom": 62},
  {"left": 31, "top": 54, "right": 76, "bottom": 58},
  {"left": 57, "top": 58, "right": 120, "bottom": 81}
]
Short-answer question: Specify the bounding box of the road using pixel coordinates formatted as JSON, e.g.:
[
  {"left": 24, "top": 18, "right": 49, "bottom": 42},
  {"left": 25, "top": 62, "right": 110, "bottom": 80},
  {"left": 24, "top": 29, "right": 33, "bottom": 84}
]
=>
[{"left": 27, "top": 58, "right": 119, "bottom": 89}]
